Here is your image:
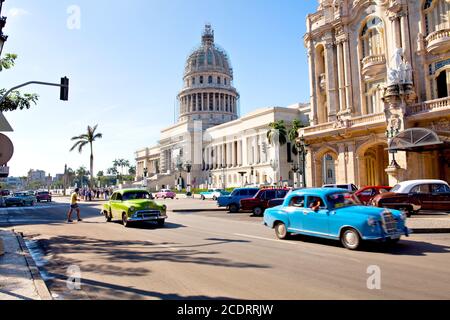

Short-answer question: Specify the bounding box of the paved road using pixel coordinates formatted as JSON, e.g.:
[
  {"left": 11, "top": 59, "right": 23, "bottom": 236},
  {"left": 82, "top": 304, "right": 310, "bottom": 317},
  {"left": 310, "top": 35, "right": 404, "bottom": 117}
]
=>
[{"left": 1, "top": 198, "right": 449, "bottom": 300}]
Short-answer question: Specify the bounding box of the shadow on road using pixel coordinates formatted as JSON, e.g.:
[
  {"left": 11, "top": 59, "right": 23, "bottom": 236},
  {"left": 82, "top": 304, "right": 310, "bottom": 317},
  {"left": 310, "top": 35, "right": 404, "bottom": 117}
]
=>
[{"left": 286, "top": 234, "right": 450, "bottom": 256}]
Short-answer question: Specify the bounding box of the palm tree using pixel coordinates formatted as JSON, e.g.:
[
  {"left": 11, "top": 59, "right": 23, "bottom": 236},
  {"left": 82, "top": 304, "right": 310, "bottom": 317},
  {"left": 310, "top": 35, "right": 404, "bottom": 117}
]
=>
[
  {"left": 267, "top": 120, "right": 287, "bottom": 186},
  {"left": 288, "top": 119, "right": 307, "bottom": 187},
  {"left": 70, "top": 125, "right": 103, "bottom": 188},
  {"left": 113, "top": 159, "right": 131, "bottom": 176}
]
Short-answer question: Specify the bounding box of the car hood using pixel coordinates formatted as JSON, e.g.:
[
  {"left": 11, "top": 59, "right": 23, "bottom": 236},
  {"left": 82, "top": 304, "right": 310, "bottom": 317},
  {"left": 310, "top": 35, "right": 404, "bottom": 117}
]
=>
[
  {"left": 124, "top": 199, "right": 161, "bottom": 207},
  {"left": 335, "top": 205, "right": 402, "bottom": 217}
]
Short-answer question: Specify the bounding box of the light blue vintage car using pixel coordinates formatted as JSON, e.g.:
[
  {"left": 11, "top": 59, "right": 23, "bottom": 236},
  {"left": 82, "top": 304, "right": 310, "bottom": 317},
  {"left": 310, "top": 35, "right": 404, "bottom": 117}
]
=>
[{"left": 263, "top": 188, "right": 411, "bottom": 250}]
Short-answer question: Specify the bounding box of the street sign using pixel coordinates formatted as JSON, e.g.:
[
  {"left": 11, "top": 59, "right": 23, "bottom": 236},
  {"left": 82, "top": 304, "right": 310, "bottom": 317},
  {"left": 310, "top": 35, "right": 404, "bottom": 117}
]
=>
[{"left": 0, "top": 112, "right": 13, "bottom": 132}]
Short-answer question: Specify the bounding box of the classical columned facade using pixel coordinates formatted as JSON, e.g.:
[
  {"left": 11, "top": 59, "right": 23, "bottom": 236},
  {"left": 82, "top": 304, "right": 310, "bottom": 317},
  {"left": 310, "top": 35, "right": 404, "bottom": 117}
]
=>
[{"left": 302, "top": 0, "right": 450, "bottom": 188}]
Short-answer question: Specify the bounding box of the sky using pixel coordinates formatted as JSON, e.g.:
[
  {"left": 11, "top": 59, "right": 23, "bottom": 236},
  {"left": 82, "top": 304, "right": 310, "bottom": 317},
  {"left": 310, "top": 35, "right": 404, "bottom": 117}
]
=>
[{"left": 1, "top": 0, "right": 317, "bottom": 177}]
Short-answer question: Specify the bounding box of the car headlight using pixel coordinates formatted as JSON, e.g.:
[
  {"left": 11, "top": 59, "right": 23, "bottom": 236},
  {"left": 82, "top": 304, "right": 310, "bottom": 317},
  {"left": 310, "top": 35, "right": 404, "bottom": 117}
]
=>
[
  {"left": 129, "top": 206, "right": 136, "bottom": 212},
  {"left": 367, "top": 217, "right": 378, "bottom": 226}
]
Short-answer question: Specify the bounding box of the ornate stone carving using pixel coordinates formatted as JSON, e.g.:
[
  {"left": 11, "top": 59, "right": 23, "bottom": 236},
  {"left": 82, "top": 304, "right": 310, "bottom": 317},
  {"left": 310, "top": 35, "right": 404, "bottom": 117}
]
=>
[
  {"left": 333, "top": 115, "right": 350, "bottom": 129},
  {"left": 387, "top": 48, "right": 413, "bottom": 86},
  {"left": 431, "top": 118, "right": 450, "bottom": 132}
]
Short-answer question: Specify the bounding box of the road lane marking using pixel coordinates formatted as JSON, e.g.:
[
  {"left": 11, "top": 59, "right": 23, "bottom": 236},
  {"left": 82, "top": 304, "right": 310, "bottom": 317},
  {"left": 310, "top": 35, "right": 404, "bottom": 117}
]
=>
[{"left": 234, "top": 233, "right": 299, "bottom": 245}]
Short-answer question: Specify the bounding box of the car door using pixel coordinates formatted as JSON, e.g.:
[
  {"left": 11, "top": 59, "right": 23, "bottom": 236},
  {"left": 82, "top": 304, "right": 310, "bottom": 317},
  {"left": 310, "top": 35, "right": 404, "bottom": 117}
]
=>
[
  {"left": 285, "top": 195, "right": 306, "bottom": 232},
  {"left": 110, "top": 193, "right": 121, "bottom": 218},
  {"left": 302, "top": 196, "right": 329, "bottom": 236},
  {"left": 410, "top": 184, "right": 433, "bottom": 210},
  {"left": 431, "top": 184, "right": 450, "bottom": 211},
  {"left": 262, "top": 190, "right": 276, "bottom": 208}
]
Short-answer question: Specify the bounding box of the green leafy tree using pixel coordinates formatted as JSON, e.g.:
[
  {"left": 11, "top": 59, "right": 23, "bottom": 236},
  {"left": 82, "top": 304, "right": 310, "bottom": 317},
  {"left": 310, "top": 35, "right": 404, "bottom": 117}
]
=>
[
  {"left": 289, "top": 119, "right": 306, "bottom": 156},
  {"left": 70, "top": 125, "right": 103, "bottom": 188},
  {"left": 128, "top": 166, "right": 136, "bottom": 176},
  {"left": 0, "top": 54, "right": 39, "bottom": 112}
]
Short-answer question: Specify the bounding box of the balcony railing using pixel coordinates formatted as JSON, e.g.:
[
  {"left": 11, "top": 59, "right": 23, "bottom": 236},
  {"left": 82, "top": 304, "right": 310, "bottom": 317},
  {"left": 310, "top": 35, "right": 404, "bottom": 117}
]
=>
[
  {"left": 348, "top": 112, "right": 385, "bottom": 127},
  {"left": 426, "top": 28, "right": 450, "bottom": 54},
  {"left": 0, "top": 166, "right": 9, "bottom": 178},
  {"left": 407, "top": 96, "right": 450, "bottom": 116},
  {"left": 303, "top": 112, "right": 386, "bottom": 136},
  {"left": 361, "top": 54, "right": 386, "bottom": 76}
]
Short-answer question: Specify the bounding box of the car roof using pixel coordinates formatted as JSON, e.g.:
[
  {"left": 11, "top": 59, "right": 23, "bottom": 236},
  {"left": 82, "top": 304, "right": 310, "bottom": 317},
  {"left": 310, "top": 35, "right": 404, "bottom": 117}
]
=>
[
  {"left": 116, "top": 189, "right": 149, "bottom": 194},
  {"left": 289, "top": 188, "right": 348, "bottom": 197},
  {"left": 394, "top": 179, "right": 449, "bottom": 192}
]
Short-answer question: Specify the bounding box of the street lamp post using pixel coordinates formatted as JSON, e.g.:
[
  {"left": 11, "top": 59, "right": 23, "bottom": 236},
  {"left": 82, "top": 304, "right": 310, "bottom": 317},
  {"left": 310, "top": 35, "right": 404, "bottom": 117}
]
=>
[
  {"left": 221, "top": 164, "right": 226, "bottom": 190},
  {"left": 250, "top": 167, "right": 254, "bottom": 186},
  {"left": 184, "top": 162, "right": 192, "bottom": 197},
  {"left": 291, "top": 163, "right": 299, "bottom": 188},
  {"left": 142, "top": 167, "right": 148, "bottom": 188},
  {"left": 297, "top": 135, "right": 308, "bottom": 188}
]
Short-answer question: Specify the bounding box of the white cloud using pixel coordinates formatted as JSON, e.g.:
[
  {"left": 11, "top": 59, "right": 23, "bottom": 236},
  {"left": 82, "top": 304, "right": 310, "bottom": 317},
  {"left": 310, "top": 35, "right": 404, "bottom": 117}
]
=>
[{"left": 7, "top": 8, "right": 31, "bottom": 18}]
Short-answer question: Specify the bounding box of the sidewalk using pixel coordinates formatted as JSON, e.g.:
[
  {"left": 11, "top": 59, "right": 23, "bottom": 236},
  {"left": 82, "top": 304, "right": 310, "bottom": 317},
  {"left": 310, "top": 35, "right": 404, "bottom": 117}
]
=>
[
  {"left": 0, "top": 229, "right": 52, "bottom": 300},
  {"left": 408, "top": 216, "right": 450, "bottom": 233}
]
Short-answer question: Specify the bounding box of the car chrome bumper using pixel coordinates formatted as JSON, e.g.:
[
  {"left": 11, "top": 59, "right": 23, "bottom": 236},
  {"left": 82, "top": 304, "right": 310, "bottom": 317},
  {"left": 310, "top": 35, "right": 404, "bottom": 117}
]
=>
[
  {"left": 128, "top": 216, "right": 166, "bottom": 222},
  {"left": 362, "top": 227, "right": 411, "bottom": 241}
]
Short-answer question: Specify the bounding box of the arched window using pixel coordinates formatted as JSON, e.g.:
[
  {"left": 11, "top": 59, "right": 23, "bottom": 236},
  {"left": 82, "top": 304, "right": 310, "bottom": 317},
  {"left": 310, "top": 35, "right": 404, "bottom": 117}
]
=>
[
  {"left": 423, "top": 0, "right": 449, "bottom": 36},
  {"left": 208, "top": 75, "right": 213, "bottom": 84},
  {"left": 200, "top": 76, "right": 204, "bottom": 84},
  {"left": 192, "top": 77, "right": 196, "bottom": 85},
  {"left": 360, "top": 17, "right": 385, "bottom": 58},
  {"left": 217, "top": 77, "right": 221, "bottom": 84}
]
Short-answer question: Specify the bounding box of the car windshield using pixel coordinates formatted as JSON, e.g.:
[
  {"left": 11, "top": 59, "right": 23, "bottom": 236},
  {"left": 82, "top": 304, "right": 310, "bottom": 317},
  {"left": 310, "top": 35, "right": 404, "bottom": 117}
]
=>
[
  {"left": 14, "top": 193, "right": 26, "bottom": 197},
  {"left": 391, "top": 184, "right": 401, "bottom": 192},
  {"left": 326, "top": 192, "right": 360, "bottom": 209},
  {"left": 122, "top": 192, "right": 152, "bottom": 201}
]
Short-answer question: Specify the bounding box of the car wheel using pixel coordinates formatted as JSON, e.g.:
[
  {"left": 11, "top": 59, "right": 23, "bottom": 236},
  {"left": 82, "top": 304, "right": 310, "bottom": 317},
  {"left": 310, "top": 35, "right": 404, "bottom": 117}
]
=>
[
  {"left": 212, "top": 196, "right": 217, "bottom": 201},
  {"left": 201, "top": 195, "right": 205, "bottom": 200},
  {"left": 275, "top": 222, "right": 290, "bottom": 240},
  {"left": 341, "top": 228, "right": 361, "bottom": 250},
  {"left": 157, "top": 219, "right": 165, "bottom": 227},
  {"left": 122, "top": 213, "right": 131, "bottom": 228},
  {"left": 253, "top": 207, "right": 263, "bottom": 216},
  {"left": 37, "top": 199, "right": 40, "bottom": 203},
  {"left": 105, "top": 211, "right": 112, "bottom": 222},
  {"left": 228, "top": 204, "right": 239, "bottom": 213}
]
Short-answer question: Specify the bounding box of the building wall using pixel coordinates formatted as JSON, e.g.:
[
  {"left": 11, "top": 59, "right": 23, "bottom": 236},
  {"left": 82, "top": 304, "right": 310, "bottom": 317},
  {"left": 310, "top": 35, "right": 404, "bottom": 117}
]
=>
[{"left": 302, "top": 0, "right": 450, "bottom": 187}]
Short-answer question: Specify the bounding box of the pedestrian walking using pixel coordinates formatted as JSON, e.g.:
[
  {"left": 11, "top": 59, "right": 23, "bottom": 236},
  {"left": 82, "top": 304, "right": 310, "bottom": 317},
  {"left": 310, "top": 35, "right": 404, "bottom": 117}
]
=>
[{"left": 67, "top": 188, "right": 83, "bottom": 223}]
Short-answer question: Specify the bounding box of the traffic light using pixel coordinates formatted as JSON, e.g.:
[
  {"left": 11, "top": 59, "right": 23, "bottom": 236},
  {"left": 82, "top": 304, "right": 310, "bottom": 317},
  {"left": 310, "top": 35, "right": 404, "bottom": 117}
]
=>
[{"left": 60, "top": 77, "right": 69, "bottom": 101}]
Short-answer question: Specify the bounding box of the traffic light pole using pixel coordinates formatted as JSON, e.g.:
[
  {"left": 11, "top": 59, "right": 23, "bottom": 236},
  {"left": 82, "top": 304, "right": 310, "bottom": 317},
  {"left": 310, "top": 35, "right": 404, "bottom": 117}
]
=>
[{"left": 0, "top": 79, "right": 69, "bottom": 105}]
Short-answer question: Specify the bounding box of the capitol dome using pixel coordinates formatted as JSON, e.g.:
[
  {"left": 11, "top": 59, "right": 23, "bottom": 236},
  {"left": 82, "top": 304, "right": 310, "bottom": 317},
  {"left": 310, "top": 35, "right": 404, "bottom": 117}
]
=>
[{"left": 178, "top": 24, "right": 239, "bottom": 126}]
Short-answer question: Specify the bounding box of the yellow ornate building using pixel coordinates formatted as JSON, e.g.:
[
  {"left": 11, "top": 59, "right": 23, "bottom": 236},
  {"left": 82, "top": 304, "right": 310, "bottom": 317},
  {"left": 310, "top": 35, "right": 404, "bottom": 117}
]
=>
[{"left": 301, "top": 0, "right": 450, "bottom": 188}]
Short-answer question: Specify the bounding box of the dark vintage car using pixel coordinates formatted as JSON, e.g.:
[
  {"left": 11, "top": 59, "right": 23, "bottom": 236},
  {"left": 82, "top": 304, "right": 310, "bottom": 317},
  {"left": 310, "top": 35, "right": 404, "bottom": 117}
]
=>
[{"left": 371, "top": 180, "right": 450, "bottom": 216}]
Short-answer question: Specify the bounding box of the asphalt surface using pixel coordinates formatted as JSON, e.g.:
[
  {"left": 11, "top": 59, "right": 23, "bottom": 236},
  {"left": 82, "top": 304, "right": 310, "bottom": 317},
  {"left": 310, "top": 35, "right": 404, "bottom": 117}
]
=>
[{"left": 0, "top": 198, "right": 449, "bottom": 300}]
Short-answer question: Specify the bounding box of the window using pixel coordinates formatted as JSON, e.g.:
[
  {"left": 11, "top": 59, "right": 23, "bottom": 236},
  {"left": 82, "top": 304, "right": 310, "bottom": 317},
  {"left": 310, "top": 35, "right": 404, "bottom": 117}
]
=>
[
  {"left": 122, "top": 191, "right": 152, "bottom": 201},
  {"left": 360, "top": 189, "right": 374, "bottom": 197},
  {"left": 289, "top": 196, "right": 305, "bottom": 208},
  {"left": 116, "top": 193, "right": 123, "bottom": 201},
  {"left": 111, "top": 193, "right": 117, "bottom": 201},
  {"left": 208, "top": 76, "right": 213, "bottom": 84},
  {"left": 224, "top": 78, "right": 227, "bottom": 85},
  {"left": 432, "top": 184, "right": 450, "bottom": 194},
  {"left": 360, "top": 17, "right": 384, "bottom": 58},
  {"left": 248, "top": 189, "right": 259, "bottom": 197},
  {"left": 411, "top": 184, "right": 431, "bottom": 194},
  {"left": 306, "top": 196, "right": 326, "bottom": 209},
  {"left": 264, "top": 190, "right": 277, "bottom": 200},
  {"left": 217, "top": 77, "right": 221, "bottom": 84},
  {"left": 200, "top": 76, "right": 204, "bottom": 84},
  {"left": 192, "top": 77, "right": 196, "bottom": 85},
  {"left": 277, "top": 190, "right": 288, "bottom": 198}
]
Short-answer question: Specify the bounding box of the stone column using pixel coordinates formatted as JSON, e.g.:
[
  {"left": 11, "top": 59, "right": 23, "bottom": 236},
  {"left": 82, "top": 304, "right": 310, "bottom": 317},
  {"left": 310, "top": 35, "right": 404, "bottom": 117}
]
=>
[
  {"left": 336, "top": 41, "right": 346, "bottom": 112},
  {"left": 400, "top": 12, "right": 412, "bottom": 68},
  {"left": 307, "top": 42, "right": 318, "bottom": 125},
  {"left": 237, "top": 140, "right": 242, "bottom": 166},
  {"left": 227, "top": 142, "right": 232, "bottom": 168},
  {"left": 231, "top": 141, "right": 236, "bottom": 167},
  {"left": 336, "top": 144, "right": 347, "bottom": 184},
  {"left": 391, "top": 15, "right": 402, "bottom": 49},
  {"left": 324, "top": 38, "right": 338, "bottom": 121},
  {"left": 343, "top": 37, "right": 353, "bottom": 114},
  {"left": 346, "top": 142, "right": 357, "bottom": 185}
]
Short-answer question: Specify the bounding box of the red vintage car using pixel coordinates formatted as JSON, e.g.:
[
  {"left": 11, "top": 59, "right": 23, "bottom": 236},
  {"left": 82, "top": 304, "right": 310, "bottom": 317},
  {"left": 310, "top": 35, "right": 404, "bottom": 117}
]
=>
[
  {"left": 240, "top": 188, "right": 290, "bottom": 216},
  {"left": 355, "top": 186, "right": 392, "bottom": 205}
]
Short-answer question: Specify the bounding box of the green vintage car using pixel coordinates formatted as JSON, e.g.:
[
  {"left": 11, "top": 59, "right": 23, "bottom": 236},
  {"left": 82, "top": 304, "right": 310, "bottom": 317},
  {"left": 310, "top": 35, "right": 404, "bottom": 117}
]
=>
[{"left": 101, "top": 189, "right": 167, "bottom": 228}]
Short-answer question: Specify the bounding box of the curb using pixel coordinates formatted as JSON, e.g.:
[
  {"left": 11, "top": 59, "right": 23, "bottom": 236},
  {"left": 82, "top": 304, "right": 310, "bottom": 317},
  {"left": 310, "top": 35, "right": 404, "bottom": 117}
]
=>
[
  {"left": 15, "top": 232, "right": 53, "bottom": 300},
  {"left": 411, "top": 228, "right": 450, "bottom": 234}
]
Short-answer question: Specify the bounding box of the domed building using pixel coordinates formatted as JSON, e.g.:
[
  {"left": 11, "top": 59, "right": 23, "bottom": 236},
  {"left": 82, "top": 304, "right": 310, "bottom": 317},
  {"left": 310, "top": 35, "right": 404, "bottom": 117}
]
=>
[
  {"left": 135, "top": 25, "right": 310, "bottom": 190},
  {"left": 178, "top": 24, "right": 239, "bottom": 127}
]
